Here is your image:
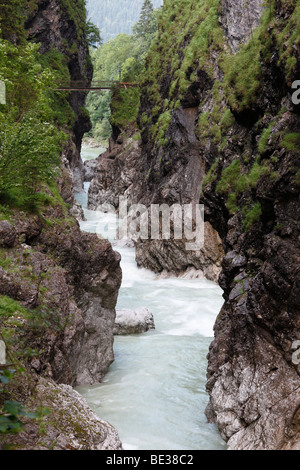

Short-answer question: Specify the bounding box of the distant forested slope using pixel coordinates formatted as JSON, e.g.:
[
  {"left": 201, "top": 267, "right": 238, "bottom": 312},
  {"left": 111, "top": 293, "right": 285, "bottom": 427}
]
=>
[{"left": 86, "top": 0, "right": 163, "bottom": 42}]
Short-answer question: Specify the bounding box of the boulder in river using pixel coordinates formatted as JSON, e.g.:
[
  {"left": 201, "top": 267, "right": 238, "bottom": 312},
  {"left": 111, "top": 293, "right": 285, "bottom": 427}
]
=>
[{"left": 114, "top": 307, "right": 155, "bottom": 335}]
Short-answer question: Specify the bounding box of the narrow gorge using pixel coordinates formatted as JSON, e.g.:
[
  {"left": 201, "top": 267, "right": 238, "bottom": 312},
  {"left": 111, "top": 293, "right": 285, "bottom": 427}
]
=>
[
  {"left": 0, "top": 0, "right": 299, "bottom": 452},
  {"left": 84, "top": 0, "right": 300, "bottom": 450}
]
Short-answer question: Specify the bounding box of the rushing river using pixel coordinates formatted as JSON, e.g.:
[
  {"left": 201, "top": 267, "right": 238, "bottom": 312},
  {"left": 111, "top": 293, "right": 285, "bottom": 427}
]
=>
[{"left": 75, "top": 147, "right": 226, "bottom": 451}]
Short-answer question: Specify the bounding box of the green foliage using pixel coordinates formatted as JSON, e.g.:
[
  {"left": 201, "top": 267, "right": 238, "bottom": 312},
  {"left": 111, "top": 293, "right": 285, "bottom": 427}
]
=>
[
  {"left": 0, "top": 369, "right": 16, "bottom": 386},
  {"left": 86, "top": 20, "right": 102, "bottom": 48},
  {"left": 94, "top": 34, "right": 143, "bottom": 81},
  {"left": 221, "top": 30, "right": 263, "bottom": 113},
  {"left": 142, "top": 0, "right": 226, "bottom": 147},
  {"left": 275, "top": 0, "right": 300, "bottom": 81},
  {"left": 146, "top": 0, "right": 225, "bottom": 93},
  {"left": 202, "top": 160, "right": 218, "bottom": 188},
  {"left": 242, "top": 202, "right": 262, "bottom": 232},
  {"left": 0, "top": 40, "right": 56, "bottom": 121},
  {"left": 37, "top": 49, "right": 76, "bottom": 128},
  {"left": 281, "top": 133, "right": 300, "bottom": 154},
  {"left": 0, "top": 293, "right": 68, "bottom": 359},
  {"left": 221, "top": 0, "right": 299, "bottom": 112},
  {"left": 132, "top": 0, "right": 158, "bottom": 47},
  {"left": 86, "top": 89, "right": 112, "bottom": 142},
  {"left": 0, "top": 366, "right": 50, "bottom": 442},
  {"left": 216, "top": 160, "right": 245, "bottom": 195},
  {"left": 258, "top": 122, "right": 275, "bottom": 155},
  {"left": 0, "top": 0, "right": 38, "bottom": 43},
  {"left": 59, "top": 0, "right": 87, "bottom": 39},
  {"left": 216, "top": 158, "right": 270, "bottom": 215},
  {"left": 85, "top": 33, "right": 141, "bottom": 141},
  {"left": 141, "top": 0, "right": 299, "bottom": 152},
  {"left": 110, "top": 86, "right": 141, "bottom": 129},
  {"left": 0, "top": 113, "right": 64, "bottom": 199},
  {"left": 0, "top": 295, "right": 37, "bottom": 351},
  {"left": 86, "top": 3, "right": 159, "bottom": 140},
  {"left": 152, "top": 110, "right": 172, "bottom": 146},
  {"left": 0, "top": 401, "right": 26, "bottom": 435},
  {"left": 0, "top": 36, "right": 68, "bottom": 209},
  {"left": 0, "top": 400, "right": 45, "bottom": 436},
  {"left": 220, "top": 109, "right": 235, "bottom": 130},
  {"left": 0, "top": 0, "right": 91, "bottom": 446}
]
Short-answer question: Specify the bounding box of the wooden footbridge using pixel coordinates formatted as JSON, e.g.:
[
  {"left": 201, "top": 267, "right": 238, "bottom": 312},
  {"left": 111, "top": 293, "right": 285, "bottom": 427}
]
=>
[{"left": 56, "top": 80, "right": 138, "bottom": 91}]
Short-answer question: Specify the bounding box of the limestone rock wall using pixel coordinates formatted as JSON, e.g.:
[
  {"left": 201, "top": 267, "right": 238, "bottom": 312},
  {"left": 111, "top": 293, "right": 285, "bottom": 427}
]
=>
[
  {"left": 26, "top": 0, "right": 93, "bottom": 193},
  {"left": 0, "top": 0, "right": 123, "bottom": 450},
  {"left": 88, "top": 0, "right": 300, "bottom": 450},
  {"left": 0, "top": 207, "right": 122, "bottom": 387},
  {"left": 2, "top": 377, "right": 123, "bottom": 450}
]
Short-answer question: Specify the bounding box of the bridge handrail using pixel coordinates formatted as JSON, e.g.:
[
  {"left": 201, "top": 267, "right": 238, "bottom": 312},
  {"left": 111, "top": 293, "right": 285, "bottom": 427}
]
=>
[{"left": 56, "top": 80, "right": 139, "bottom": 90}]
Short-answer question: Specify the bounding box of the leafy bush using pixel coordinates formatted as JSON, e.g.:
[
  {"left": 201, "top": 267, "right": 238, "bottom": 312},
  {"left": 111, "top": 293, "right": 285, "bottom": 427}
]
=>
[
  {"left": 0, "top": 113, "right": 64, "bottom": 199},
  {"left": 242, "top": 202, "right": 262, "bottom": 232},
  {"left": 0, "top": 38, "right": 67, "bottom": 209}
]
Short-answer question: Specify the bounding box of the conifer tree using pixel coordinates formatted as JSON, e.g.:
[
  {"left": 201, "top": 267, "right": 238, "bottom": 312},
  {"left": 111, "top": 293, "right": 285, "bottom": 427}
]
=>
[
  {"left": 133, "top": 0, "right": 156, "bottom": 42},
  {"left": 86, "top": 20, "right": 102, "bottom": 48}
]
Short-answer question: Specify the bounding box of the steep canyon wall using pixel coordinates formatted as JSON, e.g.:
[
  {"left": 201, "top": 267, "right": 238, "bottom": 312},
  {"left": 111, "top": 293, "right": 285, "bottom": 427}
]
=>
[
  {"left": 89, "top": 0, "right": 300, "bottom": 450},
  {"left": 0, "top": 0, "right": 123, "bottom": 450}
]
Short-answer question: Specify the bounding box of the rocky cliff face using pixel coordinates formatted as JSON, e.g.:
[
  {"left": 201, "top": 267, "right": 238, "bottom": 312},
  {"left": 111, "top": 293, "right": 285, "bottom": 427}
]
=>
[
  {"left": 0, "top": 0, "right": 123, "bottom": 450},
  {"left": 2, "top": 376, "right": 123, "bottom": 450},
  {"left": 26, "top": 0, "right": 93, "bottom": 193},
  {"left": 202, "top": 1, "right": 300, "bottom": 449},
  {"left": 135, "top": 80, "right": 224, "bottom": 281},
  {"left": 0, "top": 176, "right": 123, "bottom": 450},
  {"left": 88, "top": 125, "right": 143, "bottom": 213},
  {"left": 0, "top": 198, "right": 122, "bottom": 382},
  {"left": 132, "top": 0, "right": 300, "bottom": 449},
  {"left": 88, "top": 0, "right": 300, "bottom": 450},
  {"left": 219, "top": 0, "right": 263, "bottom": 52},
  {"left": 20, "top": 0, "right": 122, "bottom": 387},
  {"left": 88, "top": 109, "right": 224, "bottom": 282}
]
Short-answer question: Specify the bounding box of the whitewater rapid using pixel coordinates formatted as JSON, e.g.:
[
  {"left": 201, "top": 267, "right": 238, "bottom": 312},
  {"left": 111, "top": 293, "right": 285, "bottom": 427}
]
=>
[{"left": 75, "top": 147, "right": 226, "bottom": 450}]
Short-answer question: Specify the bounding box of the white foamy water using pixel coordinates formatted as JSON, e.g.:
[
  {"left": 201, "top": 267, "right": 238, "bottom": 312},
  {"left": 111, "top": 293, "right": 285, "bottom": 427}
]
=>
[
  {"left": 80, "top": 145, "right": 106, "bottom": 160},
  {"left": 75, "top": 152, "right": 226, "bottom": 450}
]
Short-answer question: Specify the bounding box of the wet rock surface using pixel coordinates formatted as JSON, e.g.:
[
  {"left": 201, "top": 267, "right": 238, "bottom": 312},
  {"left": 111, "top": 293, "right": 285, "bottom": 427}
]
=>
[
  {"left": 84, "top": 158, "right": 99, "bottom": 182},
  {"left": 88, "top": 126, "right": 143, "bottom": 212},
  {"left": 135, "top": 222, "right": 223, "bottom": 283},
  {"left": 114, "top": 307, "right": 155, "bottom": 335},
  {"left": 2, "top": 377, "right": 123, "bottom": 450}
]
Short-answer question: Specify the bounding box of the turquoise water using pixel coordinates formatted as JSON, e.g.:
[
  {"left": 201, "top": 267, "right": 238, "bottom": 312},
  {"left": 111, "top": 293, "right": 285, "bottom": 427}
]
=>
[
  {"left": 81, "top": 145, "right": 106, "bottom": 161},
  {"left": 75, "top": 150, "right": 226, "bottom": 451}
]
